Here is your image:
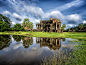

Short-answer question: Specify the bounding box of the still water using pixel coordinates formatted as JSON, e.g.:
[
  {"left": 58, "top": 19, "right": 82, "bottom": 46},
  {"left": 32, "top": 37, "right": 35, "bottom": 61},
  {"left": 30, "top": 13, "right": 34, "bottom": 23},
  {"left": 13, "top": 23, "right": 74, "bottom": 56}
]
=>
[{"left": 0, "top": 35, "right": 77, "bottom": 65}]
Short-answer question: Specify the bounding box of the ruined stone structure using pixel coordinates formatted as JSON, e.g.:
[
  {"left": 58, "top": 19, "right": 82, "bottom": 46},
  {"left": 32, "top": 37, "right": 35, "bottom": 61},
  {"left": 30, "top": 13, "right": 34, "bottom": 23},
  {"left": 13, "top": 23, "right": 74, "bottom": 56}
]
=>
[
  {"left": 36, "top": 18, "right": 61, "bottom": 32},
  {"left": 36, "top": 37, "right": 61, "bottom": 50}
]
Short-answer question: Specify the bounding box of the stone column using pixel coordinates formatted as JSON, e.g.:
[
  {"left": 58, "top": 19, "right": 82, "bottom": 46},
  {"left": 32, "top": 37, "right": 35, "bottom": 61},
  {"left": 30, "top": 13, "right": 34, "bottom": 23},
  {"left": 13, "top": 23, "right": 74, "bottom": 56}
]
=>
[
  {"left": 56, "top": 22, "right": 57, "bottom": 30},
  {"left": 39, "top": 25, "right": 40, "bottom": 30}
]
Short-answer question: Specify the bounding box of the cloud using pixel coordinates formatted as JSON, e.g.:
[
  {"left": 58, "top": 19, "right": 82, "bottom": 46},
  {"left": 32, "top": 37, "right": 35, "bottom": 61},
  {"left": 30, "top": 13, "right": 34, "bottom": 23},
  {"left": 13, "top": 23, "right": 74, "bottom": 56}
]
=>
[
  {"left": 13, "top": 13, "right": 22, "bottom": 21},
  {"left": 54, "top": 0, "right": 84, "bottom": 11},
  {"left": 67, "top": 24, "right": 73, "bottom": 27},
  {"left": 66, "top": 14, "right": 82, "bottom": 24},
  {"left": 83, "top": 20, "right": 86, "bottom": 24},
  {"left": 23, "top": 5, "right": 44, "bottom": 17},
  {"left": 42, "top": 10, "right": 64, "bottom": 20},
  {"left": 2, "top": 10, "right": 11, "bottom": 16},
  {"left": 12, "top": 21, "right": 16, "bottom": 25}
]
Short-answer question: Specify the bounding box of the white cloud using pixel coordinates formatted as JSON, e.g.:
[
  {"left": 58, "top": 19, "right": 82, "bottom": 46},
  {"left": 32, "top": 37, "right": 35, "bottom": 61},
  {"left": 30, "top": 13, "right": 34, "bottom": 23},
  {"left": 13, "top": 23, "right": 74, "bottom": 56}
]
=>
[
  {"left": 54, "top": 0, "right": 84, "bottom": 11},
  {"left": 2, "top": 10, "right": 11, "bottom": 16},
  {"left": 83, "top": 20, "right": 86, "bottom": 24},
  {"left": 13, "top": 13, "right": 22, "bottom": 19},
  {"left": 43, "top": 10, "right": 64, "bottom": 20},
  {"left": 12, "top": 22, "right": 16, "bottom": 25},
  {"left": 66, "top": 14, "right": 82, "bottom": 22},
  {"left": 23, "top": 5, "right": 44, "bottom": 17},
  {"left": 67, "top": 24, "right": 73, "bottom": 27}
]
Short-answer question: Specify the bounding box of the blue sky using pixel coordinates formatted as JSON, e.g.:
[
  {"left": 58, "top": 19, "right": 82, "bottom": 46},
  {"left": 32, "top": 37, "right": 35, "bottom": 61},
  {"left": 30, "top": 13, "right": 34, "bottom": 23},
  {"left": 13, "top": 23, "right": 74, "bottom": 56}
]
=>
[{"left": 0, "top": 0, "right": 86, "bottom": 29}]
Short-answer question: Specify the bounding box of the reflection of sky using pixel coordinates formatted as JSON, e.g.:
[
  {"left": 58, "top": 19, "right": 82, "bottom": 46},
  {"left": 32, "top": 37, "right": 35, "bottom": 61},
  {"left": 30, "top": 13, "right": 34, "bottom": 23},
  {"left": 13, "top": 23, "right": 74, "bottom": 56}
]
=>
[{"left": 0, "top": 35, "right": 78, "bottom": 64}]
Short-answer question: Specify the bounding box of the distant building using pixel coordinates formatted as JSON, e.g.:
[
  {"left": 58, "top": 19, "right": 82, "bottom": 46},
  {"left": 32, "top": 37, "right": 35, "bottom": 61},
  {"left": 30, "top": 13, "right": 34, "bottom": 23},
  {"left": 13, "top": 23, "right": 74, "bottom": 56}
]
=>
[{"left": 36, "top": 18, "right": 61, "bottom": 33}]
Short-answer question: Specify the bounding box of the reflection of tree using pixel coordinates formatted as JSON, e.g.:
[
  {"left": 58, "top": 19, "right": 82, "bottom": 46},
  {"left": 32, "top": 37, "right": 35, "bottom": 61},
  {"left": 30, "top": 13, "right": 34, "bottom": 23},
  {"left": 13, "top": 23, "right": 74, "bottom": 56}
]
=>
[
  {"left": 36, "top": 37, "right": 61, "bottom": 50},
  {"left": 22, "top": 37, "right": 33, "bottom": 48},
  {"left": 12, "top": 35, "right": 25, "bottom": 42},
  {"left": 62, "top": 38, "right": 65, "bottom": 42},
  {"left": 0, "top": 35, "right": 11, "bottom": 50}
]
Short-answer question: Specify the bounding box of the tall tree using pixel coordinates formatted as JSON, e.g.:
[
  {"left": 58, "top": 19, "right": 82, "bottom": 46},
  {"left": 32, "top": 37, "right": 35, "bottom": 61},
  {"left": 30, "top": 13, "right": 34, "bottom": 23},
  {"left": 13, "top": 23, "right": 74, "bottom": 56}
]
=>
[
  {"left": 23, "top": 18, "right": 33, "bottom": 32},
  {"left": 0, "top": 14, "right": 12, "bottom": 31},
  {"left": 79, "top": 24, "right": 83, "bottom": 30},
  {"left": 0, "top": 14, "right": 12, "bottom": 27},
  {"left": 12, "top": 23, "right": 25, "bottom": 31},
  {"left": 83, "top": 23, "right": 86, "bottom": 30},
  {"left": 61, "top": 24, "right": 66, "bottom": 33},
  {"left": 61, "top": 27, "right": 64, "bottom": 33},
  {"left": 62, "top": 24, "right": 66, "bottom": 29},
  {"left": 0, "top": 19, "right": 10, "bottom": 31}
]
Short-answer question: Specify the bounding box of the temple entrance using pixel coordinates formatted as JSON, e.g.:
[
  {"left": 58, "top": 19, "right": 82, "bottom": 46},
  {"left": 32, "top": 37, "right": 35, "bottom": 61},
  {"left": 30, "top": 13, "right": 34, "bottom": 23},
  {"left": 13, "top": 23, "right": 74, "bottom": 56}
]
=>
[{"left": 57, "top": 25, "right": 59, "bottom": 29}]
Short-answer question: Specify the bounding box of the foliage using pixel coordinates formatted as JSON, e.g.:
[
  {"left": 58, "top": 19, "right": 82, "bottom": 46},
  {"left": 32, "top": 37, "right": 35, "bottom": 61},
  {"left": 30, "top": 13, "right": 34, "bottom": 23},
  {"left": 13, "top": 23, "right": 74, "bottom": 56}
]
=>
[
  {"left": 79, "top": 24, "right": 83, "bottom": 30},
  {"left": 61, "top": 27, "right": 64, "bottom": 30},
  {"left": 23, "top": 18, "right": 33, "bottom": 32},
  {"left": 61, "top": 24, "right": 66, "bottom": 31},
  {"left": 12, "top": 23, "right": 25, "bottom": 31},
  {"left": 0, "top": 19, "right": 11, "bottom": 32},
  {"left": 0, "top": 14, "right": 12, "bottom": 27},
  {"left": 62, "top": 24, "right": 66, "bottom": 28},
  {"left": 0, "top": 14, "right": 12, "bottom": 31}
]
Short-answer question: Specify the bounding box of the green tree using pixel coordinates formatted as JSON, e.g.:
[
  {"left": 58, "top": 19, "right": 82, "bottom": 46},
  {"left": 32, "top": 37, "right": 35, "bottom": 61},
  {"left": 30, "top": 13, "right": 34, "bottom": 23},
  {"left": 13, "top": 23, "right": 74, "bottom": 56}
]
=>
[
  {"left": 23, "top": 18, "right": 33, "bottom": 32},
  {"left": 0, "top": 14, "right": 12, "bottom": 31},
  {"left": 61, "top": 27, "right": 64, "bottom": 33},
  {"left": 0, "top": 19, "right": 10, "bottom": 32},
  {"left": 79, "top": 24, "right": 83, "bottom": 30},
  {"left": 12, "top": 23, "right": 21, "bottom": 31},
  {"left": 83, "top": 23, "right": 86, "bottom": 30},
  {"left": 61, "top": 24, "right": 66, "bottom": 33},
  {"left": 62, "top": 24, "right": 66, "bottom": 29},
  {"left": 0, "top": 14, "right": 12, "bottom": 27}
]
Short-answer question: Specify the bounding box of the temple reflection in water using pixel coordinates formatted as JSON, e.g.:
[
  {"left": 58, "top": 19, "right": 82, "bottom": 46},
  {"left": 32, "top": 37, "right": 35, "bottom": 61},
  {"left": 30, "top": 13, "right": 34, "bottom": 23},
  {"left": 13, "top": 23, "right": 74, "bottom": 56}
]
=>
[{"left": 36, "top": 37, "right": 61, "bottom": 50}]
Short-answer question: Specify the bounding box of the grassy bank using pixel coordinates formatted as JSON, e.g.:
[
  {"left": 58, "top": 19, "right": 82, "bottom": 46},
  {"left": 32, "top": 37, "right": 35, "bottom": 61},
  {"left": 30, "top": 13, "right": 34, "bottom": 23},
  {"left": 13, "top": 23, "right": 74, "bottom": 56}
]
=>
[{"left": 0, "top": 31, "right": 86, "bottom": 40}]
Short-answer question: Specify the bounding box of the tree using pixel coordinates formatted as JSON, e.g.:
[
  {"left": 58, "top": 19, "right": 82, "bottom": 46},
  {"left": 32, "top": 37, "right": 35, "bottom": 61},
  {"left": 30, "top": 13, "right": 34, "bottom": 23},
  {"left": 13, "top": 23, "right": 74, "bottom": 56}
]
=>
[
  {"left": 0, "top": 14, "right": 12, "bottom": 31},
  {"left": 23, "top": 18, "right": 33, "bottom": 32},
  {"left": 0, "top": 19, "right": 10, "bottom": 32},
  {"left": 83, "top": 23, "right": 86, "bottom": 30},
  {"left": 12, "top": 23, "right": 21, "bottom": 31},
  {"left": 0, "top": 14, "right": 12, "bottom": 27},
  {"left": 62, "top": 24, "right": 66, "bottom": 29},
  {"left": 61, "top": 27, "right": 64, "bottom": 33},
  {"left": 79, "top": 24, "right": 83, "bottom": 30},
  {"left": 61, "top": 24, "right": 66, "bottom": 33},
  {"left": 12, "top": 23, "right": 25, "bottom": 31}
]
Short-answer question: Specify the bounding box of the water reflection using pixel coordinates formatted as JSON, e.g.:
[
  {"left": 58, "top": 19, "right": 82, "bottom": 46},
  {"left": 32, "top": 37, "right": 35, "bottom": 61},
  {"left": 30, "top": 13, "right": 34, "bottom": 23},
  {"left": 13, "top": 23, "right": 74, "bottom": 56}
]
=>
[
  {"left": 36, "top": 37, "right": 62, "bottom": 50},
  {"left": 0, "top": 35, "right": 12, "bottom": 50},
  {"left": 22, "top": 37, "right": 33, "bottom": 48},
  {"left": 12, "top": 35, "right": 24, "bottom": 42},
  {"left": 0, "top": 35, "right": 76, "bottom": 65}
]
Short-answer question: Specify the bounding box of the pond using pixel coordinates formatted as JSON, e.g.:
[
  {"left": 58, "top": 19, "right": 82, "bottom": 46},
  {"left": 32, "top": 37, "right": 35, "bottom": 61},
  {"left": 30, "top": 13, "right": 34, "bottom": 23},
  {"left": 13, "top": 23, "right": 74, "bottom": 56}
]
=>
[{"left": 0, "top": 35, "right": 78, "bottom": 65}]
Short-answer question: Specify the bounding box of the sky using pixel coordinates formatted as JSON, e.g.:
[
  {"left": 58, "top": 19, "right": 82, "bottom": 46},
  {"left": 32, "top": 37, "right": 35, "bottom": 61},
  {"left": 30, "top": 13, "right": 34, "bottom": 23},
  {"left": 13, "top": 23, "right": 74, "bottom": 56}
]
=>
[{"left": 0, "top": 0, "right": 86, "bottom": 29}]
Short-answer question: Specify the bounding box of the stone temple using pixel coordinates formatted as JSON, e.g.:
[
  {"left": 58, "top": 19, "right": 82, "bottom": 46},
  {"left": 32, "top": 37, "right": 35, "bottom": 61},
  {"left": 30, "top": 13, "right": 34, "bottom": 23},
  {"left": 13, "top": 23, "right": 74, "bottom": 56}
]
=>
[{"left": 36, "top": 18, "right": 61, "bottom": 33}]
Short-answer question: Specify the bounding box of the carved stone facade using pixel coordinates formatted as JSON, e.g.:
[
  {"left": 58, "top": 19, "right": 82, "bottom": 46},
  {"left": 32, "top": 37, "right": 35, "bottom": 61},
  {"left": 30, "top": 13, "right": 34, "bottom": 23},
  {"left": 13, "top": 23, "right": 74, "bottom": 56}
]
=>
[{"left": 36, "top": 18, "right": 61, "bottom": 32}]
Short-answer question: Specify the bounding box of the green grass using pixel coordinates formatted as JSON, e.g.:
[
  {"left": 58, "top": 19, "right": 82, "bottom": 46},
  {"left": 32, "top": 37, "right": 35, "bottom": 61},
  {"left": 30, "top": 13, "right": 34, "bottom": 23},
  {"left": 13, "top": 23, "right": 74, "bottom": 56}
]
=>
[{"left": 0, "top": 31, "right": 86, "bottom": 40}]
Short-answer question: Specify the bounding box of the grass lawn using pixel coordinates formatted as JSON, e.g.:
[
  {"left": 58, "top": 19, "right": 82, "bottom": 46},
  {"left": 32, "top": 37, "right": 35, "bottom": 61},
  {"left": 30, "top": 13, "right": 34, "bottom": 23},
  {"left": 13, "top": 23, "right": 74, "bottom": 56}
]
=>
[{"left": 0, "top": 31, "right": 86, "bottom": 40}]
